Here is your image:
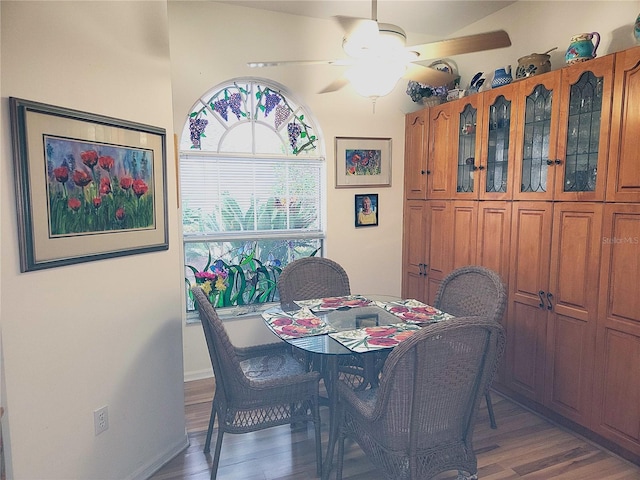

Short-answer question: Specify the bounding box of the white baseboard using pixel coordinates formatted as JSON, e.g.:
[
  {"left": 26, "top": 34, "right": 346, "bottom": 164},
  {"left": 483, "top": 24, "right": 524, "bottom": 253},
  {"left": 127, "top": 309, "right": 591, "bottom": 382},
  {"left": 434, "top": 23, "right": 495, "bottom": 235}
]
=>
[
  {"left": 128, "top": 432, "right": 190, "bottom": 480},
  {"left": 184, "top": 368, "right": 213, "bottom": 382}
]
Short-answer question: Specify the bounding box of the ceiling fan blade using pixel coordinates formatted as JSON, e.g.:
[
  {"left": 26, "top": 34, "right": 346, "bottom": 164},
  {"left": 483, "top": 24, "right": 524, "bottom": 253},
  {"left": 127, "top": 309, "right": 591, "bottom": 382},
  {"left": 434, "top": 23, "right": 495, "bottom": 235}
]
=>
[
  {"left": 318, "top": 76, "right": 350, "bottom": 94},
  {"left": 404, "top": 64, "right": 457, "bottom": 87},
  {"left": 248, "top": 59, "right": 340, "bottom": 68},
  {"left": 407, "top": 30, "right": 511, "bottom": 61}
]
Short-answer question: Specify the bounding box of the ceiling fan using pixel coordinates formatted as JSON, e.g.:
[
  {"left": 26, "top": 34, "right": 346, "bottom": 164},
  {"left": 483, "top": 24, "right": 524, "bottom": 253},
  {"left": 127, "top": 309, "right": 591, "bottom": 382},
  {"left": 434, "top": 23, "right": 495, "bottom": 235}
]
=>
[{"left": 247, "top": 0, "right": 511, "bottom": 99}]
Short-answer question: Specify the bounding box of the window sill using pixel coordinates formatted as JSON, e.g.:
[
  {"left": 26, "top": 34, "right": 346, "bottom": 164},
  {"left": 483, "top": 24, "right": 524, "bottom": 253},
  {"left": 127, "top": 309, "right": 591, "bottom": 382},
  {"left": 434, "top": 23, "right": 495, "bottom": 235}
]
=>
[{"left": 185, "top": 302, "right": 279, "bottom": 325}]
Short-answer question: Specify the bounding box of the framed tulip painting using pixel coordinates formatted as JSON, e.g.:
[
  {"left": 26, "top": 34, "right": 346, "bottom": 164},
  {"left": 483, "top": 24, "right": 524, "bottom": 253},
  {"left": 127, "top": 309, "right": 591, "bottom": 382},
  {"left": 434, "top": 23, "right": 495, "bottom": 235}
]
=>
[
  {"left": 335, "top": 136, "right": 391, "bottom": 188},
  {"left": 9, "top": 97, "right": 169, "bottom": 272}
]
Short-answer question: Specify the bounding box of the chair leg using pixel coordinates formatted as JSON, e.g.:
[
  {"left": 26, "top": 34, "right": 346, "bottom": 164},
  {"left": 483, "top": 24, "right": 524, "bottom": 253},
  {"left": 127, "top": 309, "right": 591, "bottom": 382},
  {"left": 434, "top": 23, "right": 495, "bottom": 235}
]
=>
[
  {"left": 210, "top": 427, "right": 224, "bottom": 480},
  {"left": 313, "top": 399, "right": 322, "bottom": 477},
  {"left": 204, "top": 402, "right": 216, "bottom": 453},
  {"left": 336, "top": 430, "right": 345, "bottom": 480},
  {"left": 486, "top": 390, "right": 497, "bottom": 429}
]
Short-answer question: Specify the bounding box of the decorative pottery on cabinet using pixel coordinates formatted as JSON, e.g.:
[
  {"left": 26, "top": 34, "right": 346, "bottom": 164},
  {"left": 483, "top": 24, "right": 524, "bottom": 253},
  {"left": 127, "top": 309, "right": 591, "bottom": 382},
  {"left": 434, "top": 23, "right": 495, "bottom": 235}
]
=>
[
  {"left": 491, "top": 66, "right": 513, "bottom": 88},
  {"left": 565, "top": 32, "right": 600, "bottom": 64}
]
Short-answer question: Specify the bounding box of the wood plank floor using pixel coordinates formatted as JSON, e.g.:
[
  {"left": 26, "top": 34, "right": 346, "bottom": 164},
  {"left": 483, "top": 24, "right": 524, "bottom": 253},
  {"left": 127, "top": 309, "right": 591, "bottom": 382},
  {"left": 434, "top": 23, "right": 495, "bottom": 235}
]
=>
[{"left": 150, "top": 378, "right": 640, "bottom": 480}]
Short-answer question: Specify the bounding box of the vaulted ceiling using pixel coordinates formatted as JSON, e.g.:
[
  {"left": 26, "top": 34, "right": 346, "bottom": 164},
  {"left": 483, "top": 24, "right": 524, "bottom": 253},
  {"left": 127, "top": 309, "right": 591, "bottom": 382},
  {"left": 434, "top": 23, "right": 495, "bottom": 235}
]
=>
[{"left": 220, "top": 0, "right": 516, "bottom": 38}]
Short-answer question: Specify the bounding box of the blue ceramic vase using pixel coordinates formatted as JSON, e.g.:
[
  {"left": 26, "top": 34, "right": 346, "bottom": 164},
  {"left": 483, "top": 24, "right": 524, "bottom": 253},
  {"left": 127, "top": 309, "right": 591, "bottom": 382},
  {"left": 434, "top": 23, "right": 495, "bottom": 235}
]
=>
[
  {"left": 635, "top": 13, "right": 640, "bottom": 44},
  {"left": 491, "top": 66, "right": 513, "bottom": 89}
]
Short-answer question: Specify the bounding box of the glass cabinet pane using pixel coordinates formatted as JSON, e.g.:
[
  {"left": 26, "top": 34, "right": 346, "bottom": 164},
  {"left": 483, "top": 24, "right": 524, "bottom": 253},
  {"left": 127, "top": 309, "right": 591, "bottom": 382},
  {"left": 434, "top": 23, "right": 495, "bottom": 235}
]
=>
[
  {"left": 520, "top": 84, "right": 553, "bottom": 193},
  {"left": 486, "top": 96, "right": 510, "bottom": 193},
  {"left": 457, "top": 104, "right": 477, "bottom": 193},
  {"left": 564, "top": 71, "right": 602, "bottom": 192}
]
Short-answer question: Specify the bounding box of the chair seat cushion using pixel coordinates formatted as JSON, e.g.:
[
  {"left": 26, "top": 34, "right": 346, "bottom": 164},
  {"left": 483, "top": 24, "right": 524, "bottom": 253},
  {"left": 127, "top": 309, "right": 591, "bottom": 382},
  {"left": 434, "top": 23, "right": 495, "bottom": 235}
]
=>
[{"left": 240, "top": 352, "right": 307, "bottom": 382}]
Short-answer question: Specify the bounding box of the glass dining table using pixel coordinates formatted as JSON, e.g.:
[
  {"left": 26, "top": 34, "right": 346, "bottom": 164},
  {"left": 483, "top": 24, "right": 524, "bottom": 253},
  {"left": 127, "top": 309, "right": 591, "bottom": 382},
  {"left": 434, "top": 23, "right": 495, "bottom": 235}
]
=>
[{"left": 261, "top": 295, "right": 454, "bottom": 479}]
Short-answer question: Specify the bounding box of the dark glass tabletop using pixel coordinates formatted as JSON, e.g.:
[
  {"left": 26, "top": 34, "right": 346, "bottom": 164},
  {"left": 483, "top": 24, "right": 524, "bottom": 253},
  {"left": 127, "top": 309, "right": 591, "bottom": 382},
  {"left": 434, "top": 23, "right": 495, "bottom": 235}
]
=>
[{"left": 271, "top": 303, "right": 404, "bottom": 355}]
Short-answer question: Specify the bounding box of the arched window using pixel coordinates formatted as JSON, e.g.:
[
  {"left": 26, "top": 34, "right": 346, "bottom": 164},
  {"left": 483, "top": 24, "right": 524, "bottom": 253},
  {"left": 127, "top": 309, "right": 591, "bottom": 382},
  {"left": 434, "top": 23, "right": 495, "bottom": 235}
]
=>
[{"left": 180, "top": 78, "right": 325, "bottom": 315}]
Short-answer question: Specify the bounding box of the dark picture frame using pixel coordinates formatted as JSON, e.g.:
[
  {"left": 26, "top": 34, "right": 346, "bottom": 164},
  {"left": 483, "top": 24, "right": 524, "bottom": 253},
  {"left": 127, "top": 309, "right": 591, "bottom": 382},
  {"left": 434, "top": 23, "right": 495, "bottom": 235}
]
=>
[
  {"left": 354, "top": 193, "right": 378, "bottom": 228},
  {"left": 335, "top": 136, "right": 391, "bottom": 188},
  {"left": 9, "top": 97, "right": 169, "bottom": 272}
]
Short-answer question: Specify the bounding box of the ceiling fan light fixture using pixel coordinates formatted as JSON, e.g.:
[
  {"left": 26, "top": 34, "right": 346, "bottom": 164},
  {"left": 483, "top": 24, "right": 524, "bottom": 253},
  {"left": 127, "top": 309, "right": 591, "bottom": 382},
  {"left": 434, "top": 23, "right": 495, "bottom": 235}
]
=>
[
  {"left": 343, "top": 23, "right": 407, "bottom": 59},
  {"left": 345, "top": 59, "right": 406, "bottom": 98}
]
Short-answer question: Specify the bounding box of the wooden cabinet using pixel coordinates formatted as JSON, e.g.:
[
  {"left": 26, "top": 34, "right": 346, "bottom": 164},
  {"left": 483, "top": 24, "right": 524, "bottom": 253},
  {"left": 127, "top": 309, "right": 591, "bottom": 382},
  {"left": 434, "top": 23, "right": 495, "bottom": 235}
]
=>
[
  {"left": 506, "top": 201, "right": 603, "bottom": 418},
  {"left": 512, "top": 71, "right": 562, "bottom": 201},
  {"left": 451, "top": 201, "right": 478, "bottom": 270},
  {"left": 401, "top": 200, "right": 451, "bottom": 305},
  {"left": 402, "top": 45, "right": 640, "bottom": 460},
  {"left": 607, "top": 46, "right": 640, "bottom": 203},
  {"left": 545, "top": 203, "right": 602, "bottom": 425},
  {"left": 512, "top": 55, "right": 614, "bottom": 201},
  {"left": 404, "top": 109, "right": 429, "bottom": 200},
  {"left": 476, "top": 201, "right": 512, "bottom": 284},
  {"left": 426, "top": 102, "right": 455, "bottom": 199},
  {"left": 451, "top": 95, "right": 484, "bottom": 199},
  {"left": 479, "top": 85, "right": 519, "bottom": 200},
  {"left": 506, "top": 202, "right": 552, "bottom": 403},
  {"left": 593, "top": 204, "right": 640, "bottom": 454},
  {"left": 402, "top": 200, "right": 429, "bottom": 302}
]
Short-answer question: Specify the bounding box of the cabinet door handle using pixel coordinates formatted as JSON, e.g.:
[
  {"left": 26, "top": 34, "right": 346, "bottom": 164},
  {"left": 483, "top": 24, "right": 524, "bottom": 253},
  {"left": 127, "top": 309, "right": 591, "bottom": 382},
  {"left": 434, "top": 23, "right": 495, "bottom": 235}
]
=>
[
  {"left": 546, "top": 160, "right": 554, "bottom": 166},
  {"left": 420, "top": 263, "right": 425, "bottom": 275},
  {"left": 554, "top": 159, "right": 562, "bottom": 165},
  {"left": 538, "top": 290, "right": 546, "bottom": 309},
  {"left": 426, "top": 170, "right": 431, "bottom": 175},
  {"left": 478, "top": 165, "right": 485, "bottom": 170},
  {"left": 420, "top": 169, "right": 426, "bottom": 175},
  {"left": 546, "top": 292, "right": 553, "bottom": 310}
]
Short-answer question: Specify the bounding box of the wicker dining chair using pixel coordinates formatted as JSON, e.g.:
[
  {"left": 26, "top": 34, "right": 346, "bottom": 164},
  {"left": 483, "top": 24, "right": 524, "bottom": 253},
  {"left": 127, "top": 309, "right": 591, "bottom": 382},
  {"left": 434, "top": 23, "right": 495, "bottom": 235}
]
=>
[
  {"left": 335, "top": 317, "right": 506, "bottom": 480},
  {"left": 277, "top": 257, "right": 351, "bottom": 304},
  {"left": 191, "top": 286, "right": 323, "bottom": 479},
  {"left": 433, "top": 265, "right": 507, "bottom": 429}
]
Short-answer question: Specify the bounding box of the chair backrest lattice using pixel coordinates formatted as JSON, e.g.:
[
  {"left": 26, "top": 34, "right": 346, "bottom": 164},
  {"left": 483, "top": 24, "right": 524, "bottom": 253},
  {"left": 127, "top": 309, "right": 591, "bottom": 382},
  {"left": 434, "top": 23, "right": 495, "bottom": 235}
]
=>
[
  {"left": 278, "top": 257, "right": 350, "bottom": 303},
  {"left": 434, "top": 265, "right": 507, "bottom": 323},
  {"left": 377, "top": 317, "right": 504, "bottom": 449}
]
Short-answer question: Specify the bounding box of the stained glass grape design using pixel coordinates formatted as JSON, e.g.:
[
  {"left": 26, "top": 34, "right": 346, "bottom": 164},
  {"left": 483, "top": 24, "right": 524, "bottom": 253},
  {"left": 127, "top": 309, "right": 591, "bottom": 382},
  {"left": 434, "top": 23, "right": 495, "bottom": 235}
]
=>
[
  {"left": 275, "top": 104, "right": 289, "bottom": 130},
  {"left": 213, "top": 99, "right": 229, "bottom": 121},
  {"left": 264, "top": 93, "right": 281, "bottom": 117},
  {"left": 287, "top": 122, "right": 302, "bottom": 151},
  {"left": 229, "top": 93, "right": 243, "bottom": 119},
  {"left": 189, "top": 117, "right": 208, "bottom": 149}
]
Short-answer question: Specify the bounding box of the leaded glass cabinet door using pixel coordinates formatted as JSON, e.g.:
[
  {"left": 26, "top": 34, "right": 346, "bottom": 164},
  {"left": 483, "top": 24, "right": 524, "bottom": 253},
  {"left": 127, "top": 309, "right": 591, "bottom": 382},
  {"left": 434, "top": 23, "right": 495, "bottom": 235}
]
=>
[
  {"left": 556, "top": 55, "right": 614, "bottom": 201},
  {"left": 513, "top": 71, "right": 561, "bottom": 201},
  {"left": 452, "top": 95, "right": 483, "bottom": 199},
  {"left": 480, "top": 86, "right": 518, "bottom": 200}
]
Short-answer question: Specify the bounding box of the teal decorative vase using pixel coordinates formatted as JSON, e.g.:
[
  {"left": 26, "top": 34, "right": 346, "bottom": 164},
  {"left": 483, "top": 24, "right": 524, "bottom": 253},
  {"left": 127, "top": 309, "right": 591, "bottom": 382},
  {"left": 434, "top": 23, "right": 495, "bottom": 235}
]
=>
[
  {"left": 635, "top": 13, "right": 640, "bottom": 44},
  {"left": 565, "top": 32, "right": 600, "bottom": 64}
]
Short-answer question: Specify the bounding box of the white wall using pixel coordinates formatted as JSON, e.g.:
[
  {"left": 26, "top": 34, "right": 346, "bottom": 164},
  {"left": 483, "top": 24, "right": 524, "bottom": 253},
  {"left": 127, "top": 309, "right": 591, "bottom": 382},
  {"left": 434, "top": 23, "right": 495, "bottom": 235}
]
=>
[
  {"left": 168, "top": 1, "right": 408, "bottom": 379},
  {"left": 0, "top": 2, "right": 187, "bottom": 479}
]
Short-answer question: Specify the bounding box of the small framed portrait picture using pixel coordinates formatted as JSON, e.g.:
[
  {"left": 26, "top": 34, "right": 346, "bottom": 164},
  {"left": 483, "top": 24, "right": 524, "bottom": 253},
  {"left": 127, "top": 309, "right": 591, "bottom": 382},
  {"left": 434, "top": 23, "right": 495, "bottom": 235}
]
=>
[{"left": 354, "top": 193, "right": 378, "bottom": 228}]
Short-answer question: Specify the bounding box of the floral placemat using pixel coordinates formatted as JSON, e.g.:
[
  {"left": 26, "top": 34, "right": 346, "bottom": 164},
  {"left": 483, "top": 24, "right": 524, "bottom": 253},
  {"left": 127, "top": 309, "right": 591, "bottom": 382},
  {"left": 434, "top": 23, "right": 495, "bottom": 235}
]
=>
[
  {"left": 294, "top": 295, "right": 373, "bottom": 312},
  {"left": 329, "top": 323, "right": 421, "bottom": 352},
  {"left": 383, "top": 299, "right": 454, "bottom": 324},
  {"left": 262, "top": 308, "right": 337, "bottom": 339}
]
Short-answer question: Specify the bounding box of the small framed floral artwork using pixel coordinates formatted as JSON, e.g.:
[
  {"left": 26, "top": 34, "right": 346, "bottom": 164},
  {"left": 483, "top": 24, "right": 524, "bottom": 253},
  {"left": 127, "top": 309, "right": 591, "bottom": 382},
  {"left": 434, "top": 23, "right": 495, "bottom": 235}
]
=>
[
  {"left": 335, "top": 136, "right": 391, "bottom": 188},
  {"left": 355, "top": 193, "right": 378, "bottom": 228},
  {"left": 9, "top": 97, "right": 168, "bottom": 272}
]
